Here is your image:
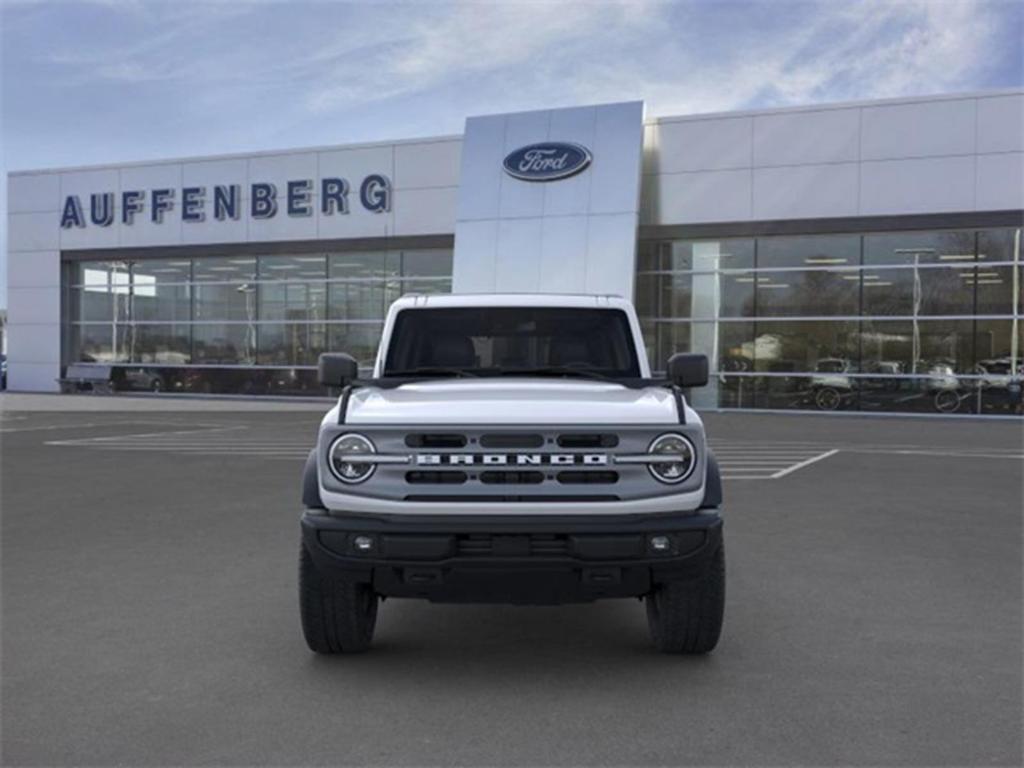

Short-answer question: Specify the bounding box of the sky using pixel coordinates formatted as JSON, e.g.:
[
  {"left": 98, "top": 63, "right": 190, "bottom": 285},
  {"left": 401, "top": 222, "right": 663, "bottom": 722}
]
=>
[{"left": 2, "top": 0, "right": 1022, "bottom": 306}]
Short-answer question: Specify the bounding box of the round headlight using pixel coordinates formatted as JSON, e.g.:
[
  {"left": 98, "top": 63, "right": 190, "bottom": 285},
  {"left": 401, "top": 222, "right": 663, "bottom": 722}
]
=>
[
  {"left": 647, "top": 433, "right": 696, "bottom": 484},
  {"left": 328, "top": 433, "right": 376, "bottom": 483}
]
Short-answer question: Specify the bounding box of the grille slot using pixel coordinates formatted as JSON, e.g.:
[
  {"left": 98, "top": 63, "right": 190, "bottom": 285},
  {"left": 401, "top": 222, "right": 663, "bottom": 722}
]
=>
[
  {"left": 406, "top": 471, "right": 468, "bottom": 485},
  {"left": 458, "top": 535, "right": 494, "bottom": 555},
  {"left": 557, "top": 433, "right": 619, "bottom": 448},
  {"left": 479, "top": 433, "right": 544, "bottom": 448},
  {"left": 405, "top": 433, "right": 467, "bottom": 448},
  {"left": 456, "top": 534, "right": 570, "bottom": 557},
  {"left": 557, "top": 471, "right": 619, "bottom": 484},
  {"left": 480, "top": 470, "right": 544, "bottom": 485}
]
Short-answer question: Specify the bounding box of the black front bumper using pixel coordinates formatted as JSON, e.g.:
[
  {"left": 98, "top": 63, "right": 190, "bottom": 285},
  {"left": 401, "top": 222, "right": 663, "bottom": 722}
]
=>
[{"left": 301, "top": 509, "right": 723, "bottom": 604}]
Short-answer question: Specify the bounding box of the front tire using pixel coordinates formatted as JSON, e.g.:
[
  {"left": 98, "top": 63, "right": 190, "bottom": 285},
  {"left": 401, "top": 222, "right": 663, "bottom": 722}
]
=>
[
  {"left": 299, "top": 544, "right": 378, "bottom": 653},
  {"left": 934, "top": 389, "right": 961, "bottom": 413},
  {"left": 814, "top": 386, "right": 841, "bottom": 411},
  {"left": 646, "top": 545, "right": 725, "bottom": 654}
]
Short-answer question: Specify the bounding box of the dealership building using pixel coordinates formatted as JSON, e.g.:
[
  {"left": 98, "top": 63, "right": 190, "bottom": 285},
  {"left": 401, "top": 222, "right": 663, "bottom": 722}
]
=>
[{"left": 5, "top": 90, "right": 1023, "bottom": 414}]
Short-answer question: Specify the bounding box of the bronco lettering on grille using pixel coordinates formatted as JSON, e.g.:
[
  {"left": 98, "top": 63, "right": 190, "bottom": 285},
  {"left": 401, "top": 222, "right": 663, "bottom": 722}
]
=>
[{"left": 416, "top": 454, "right": 608, "bottom": 466}]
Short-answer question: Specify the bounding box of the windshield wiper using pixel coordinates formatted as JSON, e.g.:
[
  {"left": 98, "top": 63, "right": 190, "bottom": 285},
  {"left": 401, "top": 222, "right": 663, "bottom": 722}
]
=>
[
  {"left": 384, "top": 366, "right": 480, "bottom": 378},
  {"left": 500, "top": 366, "right": 617, "bottom": 382}
]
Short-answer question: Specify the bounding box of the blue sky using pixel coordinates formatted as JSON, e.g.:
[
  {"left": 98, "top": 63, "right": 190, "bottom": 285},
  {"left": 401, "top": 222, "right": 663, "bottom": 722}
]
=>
[{"left": 2, "top": 0, "right": 1022, "bottom": 306}]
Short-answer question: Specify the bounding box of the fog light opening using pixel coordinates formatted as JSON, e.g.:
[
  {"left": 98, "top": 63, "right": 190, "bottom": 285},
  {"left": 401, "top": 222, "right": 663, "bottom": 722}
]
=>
[
  {"left": 352, "top": 535, "right": 375, "bottom": 553},
  {"left": 650, "top": 535, "right": 672, "bottom": 553}
]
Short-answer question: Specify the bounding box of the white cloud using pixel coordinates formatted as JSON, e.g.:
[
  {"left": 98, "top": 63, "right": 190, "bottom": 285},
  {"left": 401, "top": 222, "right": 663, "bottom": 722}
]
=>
[
  {"left": 297, "top": 0, "right": 1015, "bottom": 119},
  {"left": 303, "top": 0, "right": 660, "bottom": 112}
]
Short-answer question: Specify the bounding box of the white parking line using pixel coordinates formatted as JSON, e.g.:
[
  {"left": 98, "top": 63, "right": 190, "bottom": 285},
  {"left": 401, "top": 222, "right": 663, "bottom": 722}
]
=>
[
  {"left": 47, "top": 425, "right": 247, "bottom": 444},
  {"left": 708, "top": 441, "right": 845, "bottom": 480},
  {"left": 769, "top": 449, "right": 841, "bottom": 479}
]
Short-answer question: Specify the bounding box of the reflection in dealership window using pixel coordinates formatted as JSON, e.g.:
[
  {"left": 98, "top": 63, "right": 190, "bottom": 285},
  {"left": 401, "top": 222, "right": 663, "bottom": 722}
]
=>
[
  {"left": 257, "top": 323, "right": 326, "bottom": 366},
  {"left": 258, "top": 282, "right": 326, "bottom": 322},
  {"left": 328, "top": 279, "right": 399, "bottom": 321},
  {"left": 71, "top": 324, "right": 130, "bottom": 364},
  {"left": 864, "top": 230, "right": 976, "bottom": 265},
  {"left": 757, "top": 234, "right": 859, "bottom": 269},
  {"left": 131, "top": 324, "right": 191, "bottom": 364},
  {"left": 194, "top": 282, "right": 257, "bottom": 322},
  {"left": 329, "top": 251, "right": 400, "bottom": 280},
  {"left": 636, "top": 272, "right": 691, "bottom": 319},
  {"left": 67, "top": 286, "right": 131, "bottom": 323},
  {"left": 400, "top": 248, "right": 453, "bottom": 278},
  {"left": 328, "top": 324, "right": 384, "bottom": 370},
  {"left": 192, "top": 256, "right": 257, "bottom": 282},
  {"left": 60, "top": 249, "right": 454, "bottom": 394},
  {"left": 754, "top": 270, "right": 859, "bottom": 317},
  {"left": 859, "top": 265, "right": 976, "bottom": 316},
  {"left": 861, "top": 320, "right": 974, "bottom": 375},
  {"left": 192, "top": 323, "right": 256, "bottom": 365},
  {"left": 401, "top": 277, "right": 452, "bottom": 295},
  {"left": 751, "top": 321, "right": 859, "bottom": 373},
  {"left": 972, "top": 264, "right": 1020, "bottom": 315}
]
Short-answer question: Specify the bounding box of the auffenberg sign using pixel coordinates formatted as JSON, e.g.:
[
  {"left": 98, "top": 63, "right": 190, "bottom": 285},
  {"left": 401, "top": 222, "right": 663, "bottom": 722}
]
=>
[
  {"left": 502, "top": 142, "right": 592, "bottom": 181},
  {"left": 59, "top": 174, "right": 392, "bottom": 229}
]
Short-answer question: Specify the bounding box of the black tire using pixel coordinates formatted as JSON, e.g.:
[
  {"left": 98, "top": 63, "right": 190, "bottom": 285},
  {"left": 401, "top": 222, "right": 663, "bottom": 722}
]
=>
[
  {"left": 814, "top": 387, "right": 841, "bottom": 411},
  {"left": 299, "top": 545, "right": 378, "bottom": 653},
  {"left": 646, "top": 545, "right": 725, "bottom": 654},
  {"left": 934, "top": 389, "right": 961, "bottom": 413}
]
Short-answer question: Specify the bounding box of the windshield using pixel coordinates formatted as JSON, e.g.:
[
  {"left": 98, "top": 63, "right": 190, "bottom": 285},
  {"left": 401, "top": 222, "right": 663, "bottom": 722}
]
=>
[{"left": 383, "top": 307, "right": 641, "bottom": 379}]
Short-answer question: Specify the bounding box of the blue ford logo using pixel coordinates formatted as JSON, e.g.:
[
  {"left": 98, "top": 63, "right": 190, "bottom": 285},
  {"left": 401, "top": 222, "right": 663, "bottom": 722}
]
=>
[{"left": 503, "top": 142, "right": 592, "bottom": 182}]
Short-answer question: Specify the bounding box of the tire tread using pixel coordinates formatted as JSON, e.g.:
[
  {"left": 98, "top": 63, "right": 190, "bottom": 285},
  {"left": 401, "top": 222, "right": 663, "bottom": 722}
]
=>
[
  {"left": 299, "top": 545, "right": 377, "bottom": 653},
  {"left": 646, "top": 544, "right": 725, "bottom": 654}
]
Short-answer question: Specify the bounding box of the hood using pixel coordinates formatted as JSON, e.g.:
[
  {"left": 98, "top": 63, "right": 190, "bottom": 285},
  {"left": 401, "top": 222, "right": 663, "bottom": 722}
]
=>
[{"left": 344, "top": 378, "right": 680, "bottom": 425}]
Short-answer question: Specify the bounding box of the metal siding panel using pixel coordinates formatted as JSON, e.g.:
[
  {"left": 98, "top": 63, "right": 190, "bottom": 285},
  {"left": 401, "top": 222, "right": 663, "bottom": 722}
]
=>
[
  {"left": 860, "top": 156, "right": 976, "bottom": 215},
  {"left": 861, "top": 99, "right": 976, "bottom": 160},
  {"left": 655, "top": 116, "right": 753, "bottom": 172},
  {"left": 976, "top": 152, "right": 1024, "bottom": 211},
  {"left": 753, "top": 108, "right": 859, "bottom": 166},
  {"left": 752, "top": 163, "right": 859, "bottom": 220}
]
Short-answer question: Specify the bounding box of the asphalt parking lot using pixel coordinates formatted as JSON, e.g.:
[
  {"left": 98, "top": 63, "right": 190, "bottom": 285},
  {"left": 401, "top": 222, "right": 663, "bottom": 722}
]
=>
[{"left": 1, "top": 396, "right": 1021, "bottom": 766}]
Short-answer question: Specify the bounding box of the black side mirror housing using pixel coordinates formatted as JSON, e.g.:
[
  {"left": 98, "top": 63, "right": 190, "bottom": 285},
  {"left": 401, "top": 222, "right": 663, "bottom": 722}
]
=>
[
  {"left": 667, "top": 353, "right": 709, "bottom": 388},
  {"left": 318, "top": 353, "right": 359, "bottom": 388}
]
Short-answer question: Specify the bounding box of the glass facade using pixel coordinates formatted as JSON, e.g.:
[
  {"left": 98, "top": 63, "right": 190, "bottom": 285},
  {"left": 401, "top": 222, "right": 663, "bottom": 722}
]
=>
[
  {"left": 63, "top": 248, "right": 452, "bottom": 394},
  {"left": 60, "top": 227, "right": 1023, "bottom": 415},
  {"left": 637, "top": 228, "right": 1023, "bottom": 415}
]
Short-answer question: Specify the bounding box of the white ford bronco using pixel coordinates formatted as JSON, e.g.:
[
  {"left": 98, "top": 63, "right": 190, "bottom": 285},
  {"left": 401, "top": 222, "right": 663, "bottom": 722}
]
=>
[{"left": 300, "top": 294, "right": 724, "bottom": 654}]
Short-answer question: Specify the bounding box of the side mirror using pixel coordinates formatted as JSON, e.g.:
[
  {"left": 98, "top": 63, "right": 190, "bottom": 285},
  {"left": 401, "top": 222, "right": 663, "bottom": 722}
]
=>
[
  {"left": 667, "top": 353, "right": 709, "bottom": 388},
  {"left": 318, "top": 353, "right": 359, "bottom": 388}
]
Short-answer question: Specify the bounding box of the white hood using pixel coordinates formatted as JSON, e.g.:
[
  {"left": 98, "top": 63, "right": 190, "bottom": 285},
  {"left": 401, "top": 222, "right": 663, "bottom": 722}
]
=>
[{"left": 343, "top": 379, "right": 681, "bottom": 425}]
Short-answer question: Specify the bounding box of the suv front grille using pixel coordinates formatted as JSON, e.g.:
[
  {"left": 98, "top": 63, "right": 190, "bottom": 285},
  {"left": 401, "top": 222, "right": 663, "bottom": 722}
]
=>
[{"left": 352, "top": 427, "right": 689, "bottom": 504}]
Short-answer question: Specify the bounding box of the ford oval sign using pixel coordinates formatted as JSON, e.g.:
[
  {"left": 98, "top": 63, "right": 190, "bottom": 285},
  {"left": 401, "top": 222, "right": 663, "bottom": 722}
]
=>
[{"left": 503, "top": 142, "right": 592, "bottom": 182}]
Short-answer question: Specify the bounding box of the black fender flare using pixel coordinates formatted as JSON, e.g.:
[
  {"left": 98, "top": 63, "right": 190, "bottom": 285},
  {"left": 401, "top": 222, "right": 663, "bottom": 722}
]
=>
[
  {"left": 302, "top": 448, "right": 326, "bottom": 510},
  {"left": 700, "top": 450, "right": 722, "bottom": 509}
]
